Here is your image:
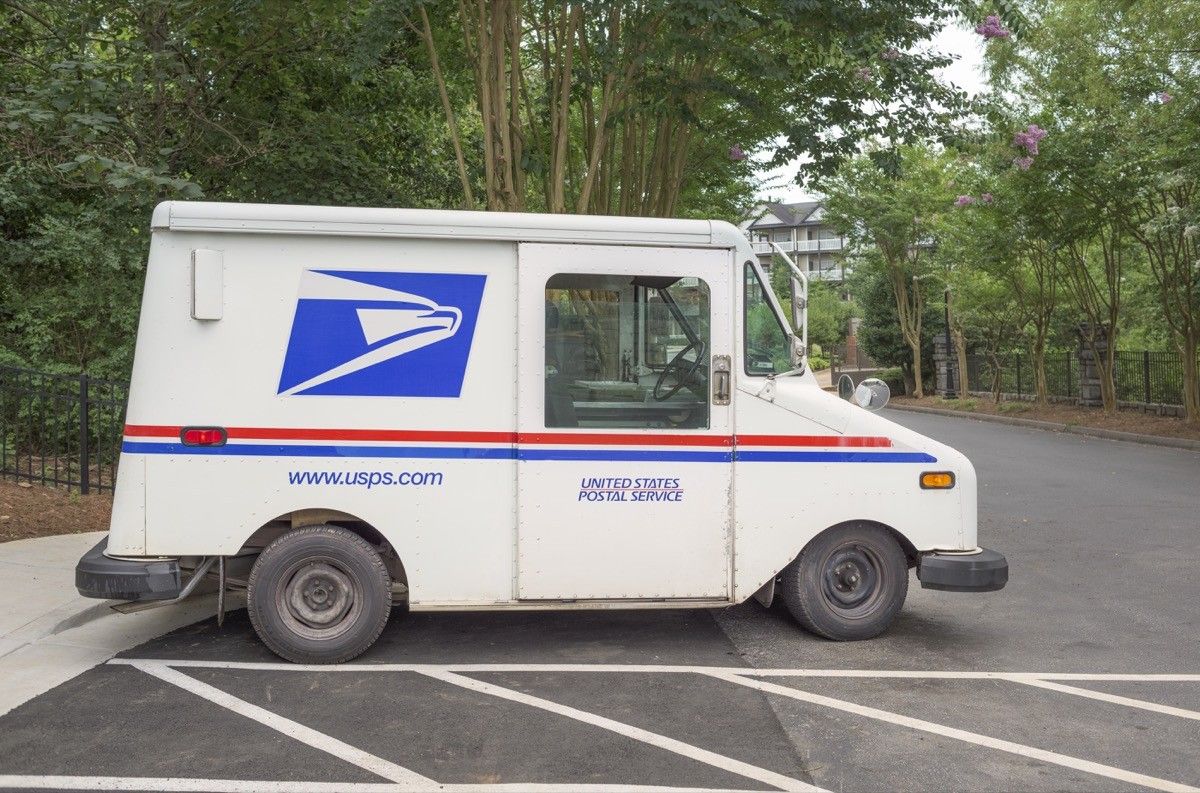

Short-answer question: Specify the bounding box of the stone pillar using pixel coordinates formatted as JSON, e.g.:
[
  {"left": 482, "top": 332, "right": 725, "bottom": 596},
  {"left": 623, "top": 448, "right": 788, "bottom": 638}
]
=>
[
  {"left": 1077, "top": 323, "right": 1108, "bottom": 407},
  {"left": 933, "top": 336, "right": 953, "bottom": 398}
]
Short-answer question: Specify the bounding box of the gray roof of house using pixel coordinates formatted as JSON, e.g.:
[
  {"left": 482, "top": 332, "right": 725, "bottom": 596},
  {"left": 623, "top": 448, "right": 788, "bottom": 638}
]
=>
[{"left": 749, "top": 201, "right": 823, "bottom": 228}]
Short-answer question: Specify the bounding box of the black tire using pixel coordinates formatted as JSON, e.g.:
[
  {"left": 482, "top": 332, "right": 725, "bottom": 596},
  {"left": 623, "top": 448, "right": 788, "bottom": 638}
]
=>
[
  {"left": 247, "top": 525, "right": 391, "bottom": 663},
  {"left": 779, "top": 522, "right": 908, "bottom": 641}
]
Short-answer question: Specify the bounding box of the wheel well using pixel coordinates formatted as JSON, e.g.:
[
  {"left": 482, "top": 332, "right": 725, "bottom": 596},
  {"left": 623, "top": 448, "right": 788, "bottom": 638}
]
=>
[
  {"left": 805, "top": 519, "right": 920, "bottom": 569},
  {"left": 240, "top": 510, "right": 408, "bottom": 586}
]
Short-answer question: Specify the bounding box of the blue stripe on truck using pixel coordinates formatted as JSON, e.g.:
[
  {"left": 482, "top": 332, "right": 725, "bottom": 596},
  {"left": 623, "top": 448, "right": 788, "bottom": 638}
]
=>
[{"left": 121, "top": 441, "right": 935, "bottom": 464}]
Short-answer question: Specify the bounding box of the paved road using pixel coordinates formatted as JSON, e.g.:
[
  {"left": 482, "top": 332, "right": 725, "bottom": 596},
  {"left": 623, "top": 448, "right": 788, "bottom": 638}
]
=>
[
  {"left": 715, "top": 409, "right": 1200, "bottom": 791},
  {"left": 0, "top": 412, "right": 1196, "bottom": 792}
]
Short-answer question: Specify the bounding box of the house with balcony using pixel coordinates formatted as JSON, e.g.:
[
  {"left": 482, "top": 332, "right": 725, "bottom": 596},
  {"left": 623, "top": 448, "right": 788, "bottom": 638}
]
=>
[{"left": 740, "top": 201, "right": 850, "bottom": 282}]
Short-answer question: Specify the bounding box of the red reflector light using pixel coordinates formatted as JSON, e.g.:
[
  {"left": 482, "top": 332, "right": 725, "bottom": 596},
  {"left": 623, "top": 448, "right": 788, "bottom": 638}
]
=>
[{"left": 181, "top": 427, "right": 227, "bottom": 446}]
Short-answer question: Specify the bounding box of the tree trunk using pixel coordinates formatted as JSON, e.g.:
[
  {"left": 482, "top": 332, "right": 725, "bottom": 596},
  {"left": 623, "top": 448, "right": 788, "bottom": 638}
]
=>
[
  {"left": 952, "top": 328, "right": 969, "bottom": 400},
  {"left": 988, "top": 352, "right": 1002, "bottom": 403},
  {"left": 1032, "top": 347, "right": 1048, "bottom": 406},
  {"left": 911, "top": 340, "right": 924, "bottom": 399},
  {"left": 1099, "top": 336, "right": 1117, "bottom": 413},
  {"left": 1179, "top": 335, "right": 1199, "bottom": 424}
]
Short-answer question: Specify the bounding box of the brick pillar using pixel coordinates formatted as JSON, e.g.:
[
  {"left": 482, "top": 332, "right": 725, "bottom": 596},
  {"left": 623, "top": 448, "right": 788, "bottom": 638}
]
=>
[{"left": 1077, "top": 323, "right": 1108, "bottom": 407}]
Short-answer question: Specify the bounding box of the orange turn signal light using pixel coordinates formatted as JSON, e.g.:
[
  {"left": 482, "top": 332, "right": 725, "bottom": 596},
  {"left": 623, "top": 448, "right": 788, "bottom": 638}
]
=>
[{"left": 920, "top": 471, "right": 955, "bottom": 490}]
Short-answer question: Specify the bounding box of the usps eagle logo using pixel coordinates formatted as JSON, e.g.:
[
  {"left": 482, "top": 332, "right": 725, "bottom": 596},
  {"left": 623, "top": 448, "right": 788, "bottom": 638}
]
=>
[{"left": 277, "top": 270, "right": 487, "bottom": 397}]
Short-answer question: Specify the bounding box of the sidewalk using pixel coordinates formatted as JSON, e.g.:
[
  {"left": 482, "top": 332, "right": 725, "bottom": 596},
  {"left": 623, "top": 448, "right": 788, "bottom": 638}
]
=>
[{"left": 0, "top": 532, "right": 221, "bottom": 716}]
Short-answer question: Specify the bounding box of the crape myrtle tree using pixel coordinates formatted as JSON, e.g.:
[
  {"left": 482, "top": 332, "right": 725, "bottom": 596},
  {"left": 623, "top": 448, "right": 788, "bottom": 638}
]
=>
[
  {"left": 395, "top": 0, "right": 969, "bottom": 217},
  {"left": 822, "top": 145, "right": 956, "bottom": 397},
  {"left": 844, "top": 250, "right": 945, "bottom": 396},
  {"left": 937, "top": 143, "right": 1063, "bottom": 405},
  {"left": 1, "top": 0, "right": 985, "bottom": 377},
  {"left": 988, "top": 0, "right": 1200, "bottom": 420}
]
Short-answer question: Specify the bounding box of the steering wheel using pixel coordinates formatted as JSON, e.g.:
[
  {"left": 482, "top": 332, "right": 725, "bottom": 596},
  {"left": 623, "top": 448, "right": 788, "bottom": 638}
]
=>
[{"left": 653, "top": 341, "right": 708, "bottom": 401}]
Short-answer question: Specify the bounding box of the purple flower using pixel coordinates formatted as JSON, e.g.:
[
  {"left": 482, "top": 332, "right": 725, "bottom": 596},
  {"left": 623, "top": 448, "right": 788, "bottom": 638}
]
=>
[
  {"left": 975, "top": 14, "right": 1011, "bottom": 39},
  {"left": 855, "top": 66, "right": 874, "bottom": 81},
  {"left": 1013, "top": 124, "right": 1047, "bottom": 155},
  {"left": 881, "top": 47, "right": 901, "bottom": 61},
  {"left": 955, "top": 195, "right": 976, "bottom": 207},
  {"left": 729, "top": 145, "right": 746, "bottom": 162},
  {"left": 1013, "top": 156, "right": 1034, "bottom": 171},
  {"left": 1158, "top": 91, "right": 1173, "bottom": 104},
  {"left": 980, "top": 193, "right": 994, "bottom": 204}
]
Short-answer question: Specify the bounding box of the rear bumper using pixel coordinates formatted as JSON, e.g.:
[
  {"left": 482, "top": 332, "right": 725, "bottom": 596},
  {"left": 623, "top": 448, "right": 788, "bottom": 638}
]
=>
[
  {"left": 75, "top": 538, "right": 182, "bottom": 601},
  {"left": 917, "top": 547, "right": 1008, "bottom": 592}
]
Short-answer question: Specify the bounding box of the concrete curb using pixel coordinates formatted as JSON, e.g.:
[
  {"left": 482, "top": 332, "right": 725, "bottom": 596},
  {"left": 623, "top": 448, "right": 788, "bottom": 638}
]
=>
[
  {"left": 0, "top": 532, "right": 227, "bottom": 716},
  {"left": 886, "top": 403, "right": 1200, "bottom": 452}
]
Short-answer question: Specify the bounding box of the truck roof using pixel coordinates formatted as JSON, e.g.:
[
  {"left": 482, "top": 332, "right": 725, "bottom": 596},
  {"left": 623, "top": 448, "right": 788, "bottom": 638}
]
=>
[{"left": 152, "top": 201, "right": 746, "bottom": 250}]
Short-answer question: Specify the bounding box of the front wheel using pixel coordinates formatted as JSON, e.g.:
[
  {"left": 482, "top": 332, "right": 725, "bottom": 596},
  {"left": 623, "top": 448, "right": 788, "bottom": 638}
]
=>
[
  {"left": 779, "top": 523, "right": 908, "bottom": 641},
  {"left": 247, "top": 525, "right": 392, "bottom": 663}
]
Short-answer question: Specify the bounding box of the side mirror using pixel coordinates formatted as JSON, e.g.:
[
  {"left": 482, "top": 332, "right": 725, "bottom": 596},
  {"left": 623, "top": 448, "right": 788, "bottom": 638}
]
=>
[
  {"left": 837, "top": 374, "right": 855, "bottom": 401},
  {"left": 853, "top": 377, "right": 891, "bottom": 411}
]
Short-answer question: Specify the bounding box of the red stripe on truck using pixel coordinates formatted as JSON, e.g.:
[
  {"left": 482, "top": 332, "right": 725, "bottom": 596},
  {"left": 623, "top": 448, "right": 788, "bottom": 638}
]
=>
[{"left": 123, "top": 424, "right": 891, "bottom": 448}]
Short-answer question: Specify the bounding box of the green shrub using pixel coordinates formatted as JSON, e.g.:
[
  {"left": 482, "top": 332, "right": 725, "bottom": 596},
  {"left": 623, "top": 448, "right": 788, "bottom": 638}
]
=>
[{"left": 877, "top": 366, "right": 905, "bottom": 394}]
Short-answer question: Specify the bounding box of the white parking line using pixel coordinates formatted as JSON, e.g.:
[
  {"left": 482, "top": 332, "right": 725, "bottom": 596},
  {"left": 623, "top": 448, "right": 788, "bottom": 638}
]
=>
[
  {"left": 84, "top": 658, "right": 1200, "bottom": 793},
  {"left": 1011, "top": 677, "right": 1200, "bottom": 721},
  {"left": 710, "top": 672, "right": 1200, "bottom": 793},
  {"left": 105, "top": 659, "right": 1200, "bottom": 682},
  {"left": 419, "top": 668, "right": 822, "bottom": 793},
  {"left": 0, "top": 777, "right": 768, "bottom": 792},
  {"left": 126, "top": 661, "right": 435, "bottom": 789}
]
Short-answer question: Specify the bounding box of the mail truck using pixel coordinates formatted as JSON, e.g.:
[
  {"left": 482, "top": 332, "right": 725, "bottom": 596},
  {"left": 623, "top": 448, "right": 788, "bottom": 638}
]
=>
[{"left": 76, "top": 202, "right": 1007, "bottom": 663}]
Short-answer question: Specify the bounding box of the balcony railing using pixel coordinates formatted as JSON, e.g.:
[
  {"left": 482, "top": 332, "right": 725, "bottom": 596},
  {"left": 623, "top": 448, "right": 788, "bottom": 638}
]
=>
[
  {"left": 750, "top": 238, "right": 844, "bottom": 254},
  {"left": 809, "top": 267, "right": 852, "bottom": 281}
]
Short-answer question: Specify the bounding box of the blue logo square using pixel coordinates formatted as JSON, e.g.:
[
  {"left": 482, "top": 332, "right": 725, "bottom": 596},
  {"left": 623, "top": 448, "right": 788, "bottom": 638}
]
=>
[{"left": 278, "top": 270, "right": 487, "bottom": 397}]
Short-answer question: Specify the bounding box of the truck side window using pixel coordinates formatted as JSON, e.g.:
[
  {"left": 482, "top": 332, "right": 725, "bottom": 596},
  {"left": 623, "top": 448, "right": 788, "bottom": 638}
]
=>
[
  {"left": 545, "top": 273, "right": 710, "bottom": 429},
  {"left": 743, "top": 263, "right": 790, "bottom": 376}
]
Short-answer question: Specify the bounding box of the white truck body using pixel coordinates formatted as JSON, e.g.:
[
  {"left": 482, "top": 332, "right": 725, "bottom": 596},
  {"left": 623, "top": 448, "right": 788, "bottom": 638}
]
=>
[{"left": 84, "top": 202, "right": 1002, "bottom": 631}]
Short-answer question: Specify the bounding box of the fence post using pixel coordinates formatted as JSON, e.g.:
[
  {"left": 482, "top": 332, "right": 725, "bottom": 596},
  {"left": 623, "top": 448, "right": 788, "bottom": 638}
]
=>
[
  {"left": 1143, "top": 351, "right": 1151, "bottom": 404},
  {"left": 78, "top": 373, "right": 90, "bottom": 495},
  {"left": 1015, "top": 352, "right": 1022, "bottom": 399}
]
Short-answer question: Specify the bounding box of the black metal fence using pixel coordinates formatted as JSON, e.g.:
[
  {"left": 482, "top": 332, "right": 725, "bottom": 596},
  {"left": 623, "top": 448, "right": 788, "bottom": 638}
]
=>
[
  {"left": 0, "top": 365, "right": 128, "bottom": 494},
  {"left": 963, "top": 349, "right": 1188, "bottom": 406}
]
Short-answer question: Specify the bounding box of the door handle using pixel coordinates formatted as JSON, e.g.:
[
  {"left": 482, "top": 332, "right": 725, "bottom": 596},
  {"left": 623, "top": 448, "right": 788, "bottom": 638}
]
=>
[{"left": 712, "top": 354, "right": 731, "bottom": 405}]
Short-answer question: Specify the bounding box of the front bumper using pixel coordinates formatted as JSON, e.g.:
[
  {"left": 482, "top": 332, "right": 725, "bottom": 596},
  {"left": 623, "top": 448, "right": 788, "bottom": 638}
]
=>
[
  {"left": 75, "top": 538, "right": 182, "bottom": 601},
  {"left": 917, "top": 547, "right": 1008, "bottom": 592}
]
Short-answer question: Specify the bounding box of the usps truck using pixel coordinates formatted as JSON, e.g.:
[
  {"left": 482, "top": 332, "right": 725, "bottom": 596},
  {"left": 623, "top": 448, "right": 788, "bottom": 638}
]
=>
[{"left": 75, "top": 202, "right": 1007, "bottom": 663}]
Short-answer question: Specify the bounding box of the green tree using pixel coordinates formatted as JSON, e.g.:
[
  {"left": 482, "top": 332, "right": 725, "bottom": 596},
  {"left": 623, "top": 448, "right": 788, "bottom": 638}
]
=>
[
  {"left": 406, "top": 0, "right": 969, "bottom": 216},
  {"left": 990, "top": 0, "right": 1200, "bottom": 420},
  {"left": 846, "top": 252, "right": 944, "bottom": 395},
  {"left": 823, "top": 145, "right": 955, "bottom": 397},
  {"left": 0, "top": 0, "right": 467, "bottom": 375}
]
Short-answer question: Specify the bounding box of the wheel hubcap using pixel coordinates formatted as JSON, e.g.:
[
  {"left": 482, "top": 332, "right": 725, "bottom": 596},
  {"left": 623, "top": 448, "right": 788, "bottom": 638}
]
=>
[
  {"left": 822, "top": 546, "right": 880, "bottom": 610},
  {"left": 286, "top": 563, "right": 354, "bottom": 629}
]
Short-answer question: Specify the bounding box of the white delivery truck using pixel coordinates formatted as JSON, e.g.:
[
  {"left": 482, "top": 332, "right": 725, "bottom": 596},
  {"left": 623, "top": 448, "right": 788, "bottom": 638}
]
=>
[{"left": 76, "top": 202, "right": 1007, "bottom": 663}]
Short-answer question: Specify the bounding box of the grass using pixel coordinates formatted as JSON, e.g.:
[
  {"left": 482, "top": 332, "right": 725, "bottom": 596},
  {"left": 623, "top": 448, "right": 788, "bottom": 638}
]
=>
[{"left": 931, "top": 397, "right": 979, "bottom": 412}]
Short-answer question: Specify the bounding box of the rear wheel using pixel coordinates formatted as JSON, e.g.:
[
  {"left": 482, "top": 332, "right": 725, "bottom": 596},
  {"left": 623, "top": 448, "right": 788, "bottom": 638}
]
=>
[
  {"left": 780, "top": 522, "right": 908, "bottom": 641},
  {"left": 247, "top": 525, "right": 391, "bottom": 663}
]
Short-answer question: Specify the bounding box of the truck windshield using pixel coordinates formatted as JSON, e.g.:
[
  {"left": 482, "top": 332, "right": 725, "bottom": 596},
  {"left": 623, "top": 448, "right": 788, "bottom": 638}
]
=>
[{"left": 743, "top": 263, "right": 791, "bottom": 376}]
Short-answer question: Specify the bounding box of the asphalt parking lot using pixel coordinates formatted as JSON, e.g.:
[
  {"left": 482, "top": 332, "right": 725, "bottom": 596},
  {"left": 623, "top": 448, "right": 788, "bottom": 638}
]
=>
[{"left": 0, "top": 412, "right": 1197, "bottom": 792}]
